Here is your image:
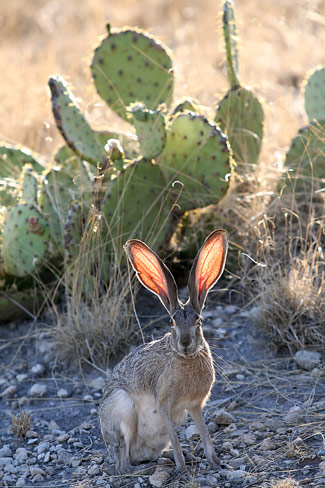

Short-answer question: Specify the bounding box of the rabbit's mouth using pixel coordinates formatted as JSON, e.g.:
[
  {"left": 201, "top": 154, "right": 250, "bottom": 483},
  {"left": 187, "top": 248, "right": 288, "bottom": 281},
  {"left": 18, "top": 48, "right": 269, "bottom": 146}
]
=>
[{"left": 174, "top": 344, "right": 202, "bottom": 359}]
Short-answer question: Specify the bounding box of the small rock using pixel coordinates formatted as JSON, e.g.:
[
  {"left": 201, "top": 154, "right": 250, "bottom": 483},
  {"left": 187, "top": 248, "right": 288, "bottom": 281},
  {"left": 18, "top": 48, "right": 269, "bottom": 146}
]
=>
[
  {"left": 224, "top": 305, "right": 237, "bottom": 314},
  {"left": 149, "top": 466, "right": 171, "bottom": 487},
  {"left": 226, "top": 469, "right": 246, "bottom": 480},
  {"left": 30, "top": 466, "right": 46, "bottom": 477},
  {"left": 185, "top": 424, "right": 200, "bottom": 440},
  {"left": 284, "top": 406, "right": 304, "bottom": 424},
  {"left": 249, "top": 421, "right": 266, "bottom": 432},
  {"left": 229, "top": 455, "right": 250, "bottom": 468},
  {"left": 31, "top": 364, "right": 45, "bottom": 377},
  {"left": 43, "top": 452, "right": 50, "bottom": 463},
  {"left": 16, "top": 477, "right": 26, "bottom": 487},
  {"left": 88, "top": 464, "right": 100, "bottom": 476},
  {"left": 14, "top": 448, "right": 28, "bottom": 462},
  {"left": 25, "top": 430, "right": 38, "bottom": 439},
  {"left": 0, "top": 446, "right": 12, "bottom": 457},
  {"left": 260, "top": 438, "right": 275, "bottom": 451},
  {"left": 1, "top": 385, "right": 17, "bottom": 399},
  {"left": 83, "top": 394, "right": 93, "bottom": 402},
  {"left": 89, "top": 376, "right": 106, "bottom": 391},
  {"left": 0, "top": 457, "right": 14, "bottom": 466},
  {"left": 57, "top": 433, "right": 69, "bottom": 443},
  {"left": 213, "top": 409, "right": 235, "bottom": 425},
  {"left": 48, "top": 420, "right": 60, "bottom": 431},
  {"left": 29, "top": 384, "right": 48, "bottom": 398},
  {"left": 57, "top": 388, "right": 69, "bottom": 398},
  {"left": 32, "top": 473, "right": 44, "bottom": 483},
  {"left": 294, "top": 350, "right": 321, "bottom": 371},
  {"left": 16, "top": 374, "right": 28, "bottom": 383},
  {"left": 57, "top": 449, "right": 72, "bottom": 464},
  {"left": 36, "top": 442, "right": 50, "bottom": 454},
  {"left": 242, "top": 432, "right": 257, "bottom": 446},
  {"left": 207, "top": 421, "right": 217, "bottom": 434}
]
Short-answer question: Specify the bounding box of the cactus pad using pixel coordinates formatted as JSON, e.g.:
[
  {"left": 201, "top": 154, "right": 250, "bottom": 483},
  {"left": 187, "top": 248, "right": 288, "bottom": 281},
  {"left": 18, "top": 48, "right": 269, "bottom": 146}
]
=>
[
  {"left": 49, "top": 76, "right": 108, "bottom": 167},
  {"left": 304, "top": 66, "right": 325, "bottom": 123},
  {"left": 157, "top": 112, "right": 231, "bottom": 211},
  {"left": 3, "top": 204, "right": 50, "bottom": 277},
  {"left": 282, "top": 121, "right": 325, "bottom": 193},
  {"left": 223, "top": 0, "right": 240, "bottom": 88},
  {"left": 102, "top": 159, "right": 171, "bottom": 255},
  {"left": 20, "top": 165, "right": 38, "bottom": 205},
  {"left": 91, "top": 26, "right": 174, "bottom": 121},
  {"left": 128, "top": 102, "right": 166, "bottom": 159},
  {"left": 39, "top": 168, "right": 77, "bottom": 251},
  {"left": 0, "top": 144, "right": 45, "bottom": 178},
  {"left": 216, "top": 86, "right": 264, "bottom": 166},
  {"left": 171, "top": 97, "right": 202, "bottom": 115}
]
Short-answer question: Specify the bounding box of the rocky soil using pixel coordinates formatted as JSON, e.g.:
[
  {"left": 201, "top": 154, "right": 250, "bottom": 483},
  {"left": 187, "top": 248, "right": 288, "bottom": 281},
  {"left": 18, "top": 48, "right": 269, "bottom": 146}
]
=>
[{"left": 0, "top": 300, "right": 324, "bottom": 488}]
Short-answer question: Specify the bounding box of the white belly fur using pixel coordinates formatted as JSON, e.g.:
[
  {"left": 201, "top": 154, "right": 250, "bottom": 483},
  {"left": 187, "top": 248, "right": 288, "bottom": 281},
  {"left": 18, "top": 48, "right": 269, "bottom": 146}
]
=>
[{"left": 129, "top": 393, "right": 187, "bottom": 463}]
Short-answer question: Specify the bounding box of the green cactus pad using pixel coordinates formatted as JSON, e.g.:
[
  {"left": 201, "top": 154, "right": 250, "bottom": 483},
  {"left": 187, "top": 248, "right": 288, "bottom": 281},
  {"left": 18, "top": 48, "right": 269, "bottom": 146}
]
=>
[
  {"left": 49, "top": 76, "right": 108, "bottom": 167},
  {"left": 95, "top": 130, "right": 140, "bottom": 160},
  {"left": 128, "top": 102, "right": 166, "bottom": 159},
  {"left": 304, "top": 66, "right": 325, "bottom": 122},
  {"left": 215, "top": 86, "right": 264, "bottom": 166},
  {"left": 39, "top": 168, "right": 77, "bottom": 251},
  {"left": 223, "top": 0, "right": 240, "bottom": 88},
  {"left": 20, "top": 165, "right": 38, "bottom": 205},
  {"left": 102, "top": 159, "right": 171, "bottom": 256},
  {"left": 55, "top": 146, "right": 93, "bottom": 190},
  {"left": 3, "top": 204, "right": 50, "bottom": 277},
  {"left": 0, "top": 179, "right": 17, "bottom": 208},
  {"left": 157, "top": 112, "right": 231, "bottom": 211},
  {"left": 281, "top": 121, "right": 325, "bottom": 193},
  {"left": 91, "top": 26, "right": 174, "bottom": 121},
  {"left": 0, "top": 144, "right": 45, "bottom": 179}
]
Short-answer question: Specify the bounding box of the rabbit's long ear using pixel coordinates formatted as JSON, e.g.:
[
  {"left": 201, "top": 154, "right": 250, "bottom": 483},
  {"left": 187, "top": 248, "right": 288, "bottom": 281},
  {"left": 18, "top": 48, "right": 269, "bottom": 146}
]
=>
[
  {"left": 125, "top": 239, "right": 178, "bottom": 315},
  {"left": 188, "top": 229, "right": 228, "bottom": 314}
]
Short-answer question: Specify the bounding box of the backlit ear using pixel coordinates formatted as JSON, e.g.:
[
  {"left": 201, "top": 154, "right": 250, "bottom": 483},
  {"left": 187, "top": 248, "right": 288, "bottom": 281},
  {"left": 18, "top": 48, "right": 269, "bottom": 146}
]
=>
[
  {"left": 124, "top": 239, "right": 178, "bottom": 315},
  {"left": 188, "top": 229, "right": 228, "bottom": 314}
]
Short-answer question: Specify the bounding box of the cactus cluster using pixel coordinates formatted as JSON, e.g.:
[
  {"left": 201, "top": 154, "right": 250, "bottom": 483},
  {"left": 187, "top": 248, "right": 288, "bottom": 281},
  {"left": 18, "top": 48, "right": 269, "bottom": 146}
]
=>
[
  {"left": 1, "top": 0, "right": 322, "bottom": 321},
  {"left": 281, "top": 66, "right": 325, "bottom": 194}
]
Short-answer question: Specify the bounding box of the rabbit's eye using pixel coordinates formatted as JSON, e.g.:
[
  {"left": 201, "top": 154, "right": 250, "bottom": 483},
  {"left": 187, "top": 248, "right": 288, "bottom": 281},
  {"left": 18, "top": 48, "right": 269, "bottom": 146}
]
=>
[{"left": 169, "top": 318, "right": 173, "bottom": 326}]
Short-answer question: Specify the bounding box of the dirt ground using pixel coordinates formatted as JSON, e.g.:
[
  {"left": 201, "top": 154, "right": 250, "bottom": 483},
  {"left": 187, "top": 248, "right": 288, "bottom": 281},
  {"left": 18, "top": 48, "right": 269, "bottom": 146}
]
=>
[{"left": 1, "top": 292, "right": 324, "bottom": 488}]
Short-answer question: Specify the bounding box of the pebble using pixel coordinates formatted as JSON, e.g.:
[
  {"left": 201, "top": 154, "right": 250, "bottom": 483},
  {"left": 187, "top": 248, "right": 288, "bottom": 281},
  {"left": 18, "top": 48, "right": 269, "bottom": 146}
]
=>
[
  {"left": 15, "top": 477, "right": 26, "bottom": 487},
  {"left": 14, "top": 448, "right": 28, "bottom": 462},
  {"left": 284, "top": 406, "right": 304, "bottom": 424},
  {"left": 1, "top": 385, "right": 17, "bottom": 399},
  {"left": 294, "top": 350, "right": 321, "bottom": 371},
  {"left": 185, "top": 424, "right": 200, "bottom": 440},
  {"left": 226, "top": 469, "right": 246, "bottom": 480},
  {"left": 57, "top": 388, "right": 69, "bottom": 398},
  {"left": 83, "top": 394, "right": 93, "bottom": 402},
  {"left": 31, "top": 364, "right": 45, "bottom": 376},
  {"left": 30, "top": 466, "right": 46, "bottom": 477},
  {"left": 16, "top": 374, "right": 28, "bottom": 383},
  {"left": 28, "top": 383, "right": 48, "bottom": 398},
  {"left": 89, "top": 376, "right": 106, "bottom": 391},
  {"left": 149, "top": 466, "right": 171, "bottom": 487},
  {"left": 0, "top": 446, "right": 12, "bottom": 457},
  {"left": 260, "top": 438, "right": 275, "bottom": 451},
  {"left": 57, "top": 449, "right": 72, "bottom": 464},
  {"left": 213, "top": 409, "right": 235, "bottom": 425},
  {"left": 57, "top": 433, "right": 69, "bottom": 443},
  {"left": 88, "top": 464, "right": 100, "bottom": 476}
]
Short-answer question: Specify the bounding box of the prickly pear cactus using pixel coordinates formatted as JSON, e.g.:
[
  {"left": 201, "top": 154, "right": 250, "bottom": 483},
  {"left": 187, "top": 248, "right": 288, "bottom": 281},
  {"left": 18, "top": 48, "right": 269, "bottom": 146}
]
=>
[
  {"left": 223, "top": 0, "right": 240, "bottom": 88},
  {"left": 102, "top": 159, "right": 171, "bottom": 255},
  {"left": 128, "top": 102, "right": 166, "bottom": 159},
  {"left": 0, "top": 178, "right": 17, "bottom": 208},
  {"left": 215, "top": 1, "right": 264, "bottom": 167},
  {"left": 157, "top": 112, "right": 231, "bottom": 211},
  {"left": 91, "top": 26, "right": 174, "bottom": 121},
  {"left": 0, "top": 144, "right": 45, "bottom": 178},
  {"left": 304, "top": 66, "right": 325, "bottom": 123},
  {"left": 39, "top": 168, "right": 77, "bottom": 252},
  {"left": 49, "top": 76, "right": 108, "bottom": 167},
  {"left": 20, "top": 165, "right": 38, "bottom": 205},
  {"left": 2, "top": 204, "right": 50, "bottom": 277},
  {"left": 282, "top": 121, "right": 325, "bottom": 193}
]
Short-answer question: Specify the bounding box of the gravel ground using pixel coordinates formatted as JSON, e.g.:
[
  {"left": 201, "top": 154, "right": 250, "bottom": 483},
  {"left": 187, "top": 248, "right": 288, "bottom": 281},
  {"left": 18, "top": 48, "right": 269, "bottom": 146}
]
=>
[{"left": 1, "top": 301, "right": 324, "bottom": 488}]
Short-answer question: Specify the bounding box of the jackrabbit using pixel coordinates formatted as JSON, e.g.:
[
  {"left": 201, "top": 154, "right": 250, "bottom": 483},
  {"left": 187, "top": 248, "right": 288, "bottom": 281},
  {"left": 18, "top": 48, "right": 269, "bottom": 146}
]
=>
[{"left": 99, "top": 229, "right": 228, "bottom": 473}]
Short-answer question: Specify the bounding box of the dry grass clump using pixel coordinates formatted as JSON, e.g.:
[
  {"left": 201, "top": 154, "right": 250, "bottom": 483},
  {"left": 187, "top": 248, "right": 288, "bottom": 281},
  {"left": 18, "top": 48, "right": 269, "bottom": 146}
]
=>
[
  {"left": 11, "top": 410, "right": 32, "bottom": 437},
  {"left": 271, "top": 479, "right": 300, "bottom": 488},
  {"left": 250, "top": 189, "right": 324, "bottom": 352},
  {"left": 51, "top": 207, "right": 136, "bottom": 368}
]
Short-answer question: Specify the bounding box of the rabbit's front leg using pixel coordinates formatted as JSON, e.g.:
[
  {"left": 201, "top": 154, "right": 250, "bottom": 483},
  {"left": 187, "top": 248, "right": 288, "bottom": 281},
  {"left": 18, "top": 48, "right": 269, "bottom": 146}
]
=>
[
  {"left": 160, "top": 404, "right": 186, "bottom": 472},
  {"left": 189, "top": 405, "right": 219, "bottom": 469}
]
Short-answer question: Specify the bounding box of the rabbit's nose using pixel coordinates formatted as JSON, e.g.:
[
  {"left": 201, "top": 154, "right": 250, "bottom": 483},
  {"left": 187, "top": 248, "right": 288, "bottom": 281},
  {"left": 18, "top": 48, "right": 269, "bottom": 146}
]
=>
[{"left": 180, "top": 336, "right": 191, "bottom": 348}]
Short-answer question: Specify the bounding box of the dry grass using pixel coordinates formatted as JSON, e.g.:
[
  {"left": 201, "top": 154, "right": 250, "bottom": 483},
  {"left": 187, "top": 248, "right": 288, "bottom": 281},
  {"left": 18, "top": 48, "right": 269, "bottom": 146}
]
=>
[
  {"left": 51, "top": 206, "right": 136, "bottom": 368},
  {"left": 271, "top": 479, "right": 300, "bottom": 488},
  {"left": 11, "top": 410, "right": 32, "bottom": 437}
]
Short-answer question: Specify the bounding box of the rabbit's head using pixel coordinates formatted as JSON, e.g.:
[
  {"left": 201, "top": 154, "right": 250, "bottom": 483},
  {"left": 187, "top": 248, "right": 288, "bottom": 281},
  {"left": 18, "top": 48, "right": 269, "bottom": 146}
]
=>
[{"left": 124, "top": 229, "right": 228, "bottom": 358}]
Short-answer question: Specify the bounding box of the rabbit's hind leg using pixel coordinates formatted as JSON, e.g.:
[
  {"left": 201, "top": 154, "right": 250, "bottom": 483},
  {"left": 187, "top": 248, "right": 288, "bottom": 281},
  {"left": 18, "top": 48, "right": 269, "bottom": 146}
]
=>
[{"left": 100, "top": 389, "right": 137, "bottom": 473}]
